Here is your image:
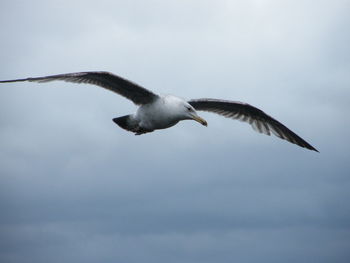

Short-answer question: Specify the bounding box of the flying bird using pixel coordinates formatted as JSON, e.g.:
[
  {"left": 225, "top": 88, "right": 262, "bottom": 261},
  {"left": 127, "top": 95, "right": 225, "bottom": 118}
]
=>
[{"left": 0, "top": 71, "right": 318, "bottom": 151}]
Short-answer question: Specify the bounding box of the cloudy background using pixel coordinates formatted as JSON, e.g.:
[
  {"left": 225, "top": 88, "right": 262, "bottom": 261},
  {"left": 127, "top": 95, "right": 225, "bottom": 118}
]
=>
[{"left": 0, "top": 0, "right": 349, "bottom": 262}]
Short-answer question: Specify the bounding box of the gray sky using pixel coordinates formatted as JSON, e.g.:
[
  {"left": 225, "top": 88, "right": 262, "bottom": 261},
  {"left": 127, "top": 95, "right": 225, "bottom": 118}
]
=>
[{"left": 0, "top": 0, "right": 349, "bottom": 262}]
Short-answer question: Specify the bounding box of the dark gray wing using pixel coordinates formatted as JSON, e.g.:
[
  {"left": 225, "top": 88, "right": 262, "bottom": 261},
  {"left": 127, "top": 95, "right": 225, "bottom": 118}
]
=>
[
  {"left": 189, "top": 98, "right": 318, "bottom": 152},
  {"left": 0, "top": 71, "right": 159, "bottom": 105}
]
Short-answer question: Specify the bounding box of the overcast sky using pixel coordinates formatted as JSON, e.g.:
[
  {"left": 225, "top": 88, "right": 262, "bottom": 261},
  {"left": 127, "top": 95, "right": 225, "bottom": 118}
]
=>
[{"left": 0, "top": 0, "right": 349, "bottom": 262}]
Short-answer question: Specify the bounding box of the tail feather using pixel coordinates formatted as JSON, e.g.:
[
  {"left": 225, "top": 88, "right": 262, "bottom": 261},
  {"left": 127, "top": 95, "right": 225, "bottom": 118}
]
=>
[
  {"left": 113, "top": 115, "right": 152, "bottom": 135},
  {"left": 113, "top": 115, "right": 138, "bottom": 132}
]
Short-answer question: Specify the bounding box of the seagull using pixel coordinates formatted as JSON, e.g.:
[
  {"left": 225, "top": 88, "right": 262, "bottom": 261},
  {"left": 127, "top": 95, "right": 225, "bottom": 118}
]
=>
[{"left": 0, "top": 71, "right": 318, "bottom": 151}]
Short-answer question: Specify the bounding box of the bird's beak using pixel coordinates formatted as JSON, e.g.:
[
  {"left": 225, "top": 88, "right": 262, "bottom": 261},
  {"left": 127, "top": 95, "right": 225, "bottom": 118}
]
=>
[{"left": 191, "top": 114, "right": 207, "bottom": 126}]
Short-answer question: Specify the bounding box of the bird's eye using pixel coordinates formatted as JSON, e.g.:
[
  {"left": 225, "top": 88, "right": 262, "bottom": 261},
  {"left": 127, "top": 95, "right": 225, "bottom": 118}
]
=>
[{"left": 187, "top": 106, "right": 192, "bottom": 111}]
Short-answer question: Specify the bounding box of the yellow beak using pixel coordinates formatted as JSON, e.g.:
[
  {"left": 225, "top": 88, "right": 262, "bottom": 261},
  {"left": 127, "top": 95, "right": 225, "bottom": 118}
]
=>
[{"left": 192, "top": 115, "right": 207, "bottom": 126}]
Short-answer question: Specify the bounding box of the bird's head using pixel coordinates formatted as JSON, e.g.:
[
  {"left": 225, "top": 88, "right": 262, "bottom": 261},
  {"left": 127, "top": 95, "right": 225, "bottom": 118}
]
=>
[
  {"left": 181, "top": 101, "right": 207, "bottom": 126},
  {"left": 164, "top": 95, "right": 207, "bottom": 126}
]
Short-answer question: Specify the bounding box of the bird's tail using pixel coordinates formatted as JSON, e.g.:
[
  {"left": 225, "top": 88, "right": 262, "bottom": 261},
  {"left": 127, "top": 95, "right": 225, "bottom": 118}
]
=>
[{"left": 113, "top": 115, "right": 140, "bottom": 133}]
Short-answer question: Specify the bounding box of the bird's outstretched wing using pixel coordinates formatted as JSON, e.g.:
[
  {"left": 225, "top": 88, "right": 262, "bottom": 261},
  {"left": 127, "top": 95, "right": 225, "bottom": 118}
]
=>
[
  {"left": 189, "top": 98, "right": 318, "bottom": 152},
  {"left": 0, "top": 71, "right": 159, "bottom": 105}
]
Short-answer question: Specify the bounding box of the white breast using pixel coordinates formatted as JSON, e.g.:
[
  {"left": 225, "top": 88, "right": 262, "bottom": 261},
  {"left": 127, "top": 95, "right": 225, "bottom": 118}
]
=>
[{"left": 135, "top": 95, "right": 186, "bottom": 130}]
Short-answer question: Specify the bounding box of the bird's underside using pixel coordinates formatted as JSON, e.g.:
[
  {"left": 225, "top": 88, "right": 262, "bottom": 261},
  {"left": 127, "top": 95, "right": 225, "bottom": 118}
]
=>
[{"left": 0, "top": 71, "right": 318, "bottom": 152}]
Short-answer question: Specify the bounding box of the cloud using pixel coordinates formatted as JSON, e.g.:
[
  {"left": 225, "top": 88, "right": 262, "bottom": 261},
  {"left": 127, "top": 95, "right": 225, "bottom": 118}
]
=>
[{"left": 1, "top": 0, "right": 350, "bottom": 262}]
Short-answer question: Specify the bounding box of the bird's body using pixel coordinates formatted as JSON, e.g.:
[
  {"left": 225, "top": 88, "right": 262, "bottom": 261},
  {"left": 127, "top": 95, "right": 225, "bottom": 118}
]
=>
[
  {"left": 136, "top": 95, "right": 189, "bottom": 130},
  {"left": 113, "top": 95, "right": 206, "bottom": 135},
  {"left": 0, "top": 71, "right": 318, "bottom": 151}
]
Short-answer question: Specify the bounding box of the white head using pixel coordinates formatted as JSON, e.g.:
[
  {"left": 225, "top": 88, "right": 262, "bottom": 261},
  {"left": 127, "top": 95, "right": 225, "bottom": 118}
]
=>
[{"left": 166, "top": 95, "right": 207, "bottom": 126}]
